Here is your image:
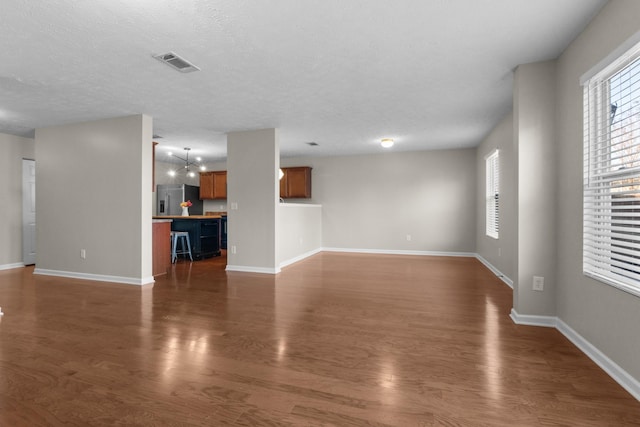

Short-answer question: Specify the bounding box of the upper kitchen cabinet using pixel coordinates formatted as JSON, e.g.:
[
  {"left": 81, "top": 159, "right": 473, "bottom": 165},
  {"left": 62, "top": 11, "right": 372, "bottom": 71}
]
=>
[
  {"left": 280, "top": 166, "right": 312, "bottom": 199},
  {"left": 200, "top": 171, "right": 227, "bottom": 199}
]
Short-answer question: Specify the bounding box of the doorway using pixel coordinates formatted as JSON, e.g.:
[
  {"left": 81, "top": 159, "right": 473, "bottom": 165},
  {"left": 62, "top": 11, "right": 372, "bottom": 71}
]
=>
[{"left": 22, "top": 159, "right": 36, "bottom": 265}]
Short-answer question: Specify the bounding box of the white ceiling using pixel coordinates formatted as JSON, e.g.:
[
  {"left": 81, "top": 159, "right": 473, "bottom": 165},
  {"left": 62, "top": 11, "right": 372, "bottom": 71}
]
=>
[{"left": 0, "top": 0, "right": 607, "bottom": 162}]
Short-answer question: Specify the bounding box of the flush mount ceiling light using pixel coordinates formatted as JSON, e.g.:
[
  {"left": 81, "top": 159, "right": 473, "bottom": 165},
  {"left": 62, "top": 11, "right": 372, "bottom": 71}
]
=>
[
  {"left": 167, "top": 147, "right": 206, "bottom": 178},
  {"left": 153, "top": 52, "right": 200, "bottom": 73},
  {"left": 381, "top": 138, "right": 394, "bottom": 148}
]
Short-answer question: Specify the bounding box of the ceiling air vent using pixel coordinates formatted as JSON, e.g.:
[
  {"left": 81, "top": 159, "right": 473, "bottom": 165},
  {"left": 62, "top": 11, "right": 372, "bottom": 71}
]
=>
[{"left": 153, "top": 52, "right": 200, "bottom": 73}]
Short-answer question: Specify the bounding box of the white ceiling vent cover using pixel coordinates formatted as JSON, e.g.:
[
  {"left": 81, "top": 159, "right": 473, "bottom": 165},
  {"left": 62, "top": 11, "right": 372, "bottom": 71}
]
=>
[{"left": 153, "top": 52, "right": 200, "bottom": 73}]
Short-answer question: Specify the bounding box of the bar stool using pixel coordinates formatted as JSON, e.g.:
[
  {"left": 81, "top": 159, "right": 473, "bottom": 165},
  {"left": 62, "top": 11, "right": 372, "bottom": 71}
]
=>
[{"left": 170, "top": 231, "right": 193, "bottom": 263}]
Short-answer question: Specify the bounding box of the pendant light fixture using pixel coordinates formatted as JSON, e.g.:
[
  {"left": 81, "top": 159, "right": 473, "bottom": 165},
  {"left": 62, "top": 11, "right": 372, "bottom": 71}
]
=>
[{"left": 167, "top": 147, "right": 206, "bottom": 178}]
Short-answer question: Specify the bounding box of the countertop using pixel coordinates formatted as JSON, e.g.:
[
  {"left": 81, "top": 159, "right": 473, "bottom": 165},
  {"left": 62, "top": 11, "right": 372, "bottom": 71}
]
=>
[{"left": 153, "top": 215, "right": 222, "bottom": 219}]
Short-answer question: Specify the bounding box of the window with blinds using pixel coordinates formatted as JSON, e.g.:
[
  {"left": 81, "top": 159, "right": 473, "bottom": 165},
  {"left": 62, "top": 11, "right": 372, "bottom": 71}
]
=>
[
  {"left": 583, "top": 40, "right": 640, "bottom": 296},
  {"left": 486, "top": 150, "right": 499, "bottom": 239}
]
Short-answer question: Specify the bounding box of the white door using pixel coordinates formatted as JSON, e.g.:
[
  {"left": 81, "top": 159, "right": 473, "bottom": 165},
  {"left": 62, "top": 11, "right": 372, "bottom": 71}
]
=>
[{"left": 22, "top": 159, "right": 36, "bottom": 265}]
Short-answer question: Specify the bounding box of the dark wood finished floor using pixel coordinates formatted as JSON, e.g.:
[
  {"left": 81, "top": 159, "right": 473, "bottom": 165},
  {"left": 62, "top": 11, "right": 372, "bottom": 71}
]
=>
[{"left": 0, "top": 253, "right": 638, "bottom": 426}]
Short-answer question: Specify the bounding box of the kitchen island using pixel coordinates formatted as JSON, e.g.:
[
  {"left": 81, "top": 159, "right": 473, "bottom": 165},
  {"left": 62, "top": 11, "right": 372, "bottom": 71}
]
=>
[
  {"left": 152, "top": 219, "right": 172, "bottom": 276},
  {"left": 153, "top": 215, "right": 222, "bottom": 260}
]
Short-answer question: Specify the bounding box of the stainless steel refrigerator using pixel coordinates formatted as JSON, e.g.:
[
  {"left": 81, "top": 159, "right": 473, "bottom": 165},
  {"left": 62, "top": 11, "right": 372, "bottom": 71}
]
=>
[{"left": 156, "top": 184, "right": 203, "bottom": 215}]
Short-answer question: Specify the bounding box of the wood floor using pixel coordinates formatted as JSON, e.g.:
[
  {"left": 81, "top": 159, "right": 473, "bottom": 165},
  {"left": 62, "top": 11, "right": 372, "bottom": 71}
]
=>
[{"left": 0, "top": 253, "right": 638, "bottom": 426}]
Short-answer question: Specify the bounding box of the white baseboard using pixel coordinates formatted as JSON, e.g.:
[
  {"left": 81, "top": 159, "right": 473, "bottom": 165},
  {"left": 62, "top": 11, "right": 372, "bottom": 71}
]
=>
[
  {"left": 510, "top": 309, "right": 640, "bottom": 401},
  {"left": 322, "top": 247, "right": 476, "bottom": 258},
  {"left": 475, "top": 255, "right": 514, "bottom": 288},
  {"left": 510, "top": 308, "right": 557, "bottom": 327},
  {"left": 225, "top": 265, "right": 281, "bottom": 274},
  {"left": 33, "top": 268, "right": 155, "bottom": 286},
  {"left": 279, "top": 248, "right": 322, "bottom": 269},
  {"left": 0, "top": 262, "right": 25, "bottom": 271},
  {"left": 556, "top": 319, "right": 640, "bottom": 401}
]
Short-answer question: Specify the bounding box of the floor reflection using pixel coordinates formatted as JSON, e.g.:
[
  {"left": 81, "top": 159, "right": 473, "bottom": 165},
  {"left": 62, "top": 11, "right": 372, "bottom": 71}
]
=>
[{"left": 484, "top": 295, "right": 502, "bottom": 402}]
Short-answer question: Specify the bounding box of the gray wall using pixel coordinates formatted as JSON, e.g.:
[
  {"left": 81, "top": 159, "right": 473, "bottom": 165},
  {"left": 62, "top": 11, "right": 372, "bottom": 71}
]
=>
[
  {"left": 155, "top": 148, "right": 477, "bottom": 259},
  {"left": 277, "top": 204, "right": 322, "bottom": 267},
  {"left": 226, "top": 128, "right": 279, "bottom": 272},
  {"left": 283, "top": 148, "right": 477, "bottom": 254},
  {"left": 555, "top": 0, "right": 640, "bottom": 381},
  {"left": 476, "top": 112, "right": 515, "bottom": 282},
  {"left": 34, "top": 115, "right": 153, "bottom": 284},
  {"left": 0, "top": 133, "right": 35, "bottom": 269},
  {"left": 513, "top": 61, "right": 558, "bottom": 316}
]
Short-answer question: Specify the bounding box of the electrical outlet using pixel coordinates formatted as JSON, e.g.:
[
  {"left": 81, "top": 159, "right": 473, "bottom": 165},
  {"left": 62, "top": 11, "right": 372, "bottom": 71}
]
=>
[
  {"left": 498, "top": 247, "right": 502, "bottom": 257},
  {"left": 230, "top": 202, "right": 238, "bottom": 210},
  {"left": 533, "top": 276, "right": 544, "bottom": 291},
  {"left": 231, "top": 245, "right": 237, "bottom": 254},
  {"left": 80, "top": 249, "right": 86, "bottom": 259},
  {"left": 406, "top": 234, "right": 412, "bottom": 241}
]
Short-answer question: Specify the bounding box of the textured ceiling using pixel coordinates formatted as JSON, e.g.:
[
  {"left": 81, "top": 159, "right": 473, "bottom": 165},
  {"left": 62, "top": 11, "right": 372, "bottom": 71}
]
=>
[{"left": 0, "top": 0, "right": 607, "bottom": 162}]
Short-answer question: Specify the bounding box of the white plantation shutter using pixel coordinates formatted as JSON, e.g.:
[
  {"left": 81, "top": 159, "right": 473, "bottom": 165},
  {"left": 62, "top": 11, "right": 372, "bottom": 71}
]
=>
[
  {"left": 583, "top": 40, "right": 640, "bottom": 296},
  {"left": 486, "top": 150, "right": 499, "bottom": 239}
]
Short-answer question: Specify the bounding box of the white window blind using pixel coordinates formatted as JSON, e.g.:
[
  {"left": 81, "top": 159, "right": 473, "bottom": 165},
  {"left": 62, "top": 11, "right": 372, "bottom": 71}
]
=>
[
  {"left": 486, "top": 150, "right": 499, "bottom": 239},
  {"left": 583, "top": 40, "right": 640, "bottom": 296}
]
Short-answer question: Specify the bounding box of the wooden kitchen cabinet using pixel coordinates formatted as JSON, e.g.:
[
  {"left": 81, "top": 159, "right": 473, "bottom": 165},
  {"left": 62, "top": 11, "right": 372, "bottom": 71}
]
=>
[
  {"left": 280, "top": 166, "right": 312, "bottom": 198},
  {"left": 152, "top": 220, "right": 171, "bottom": 277},
  {"left": 200, "top": 171, "right": 227, "bottom": 199}
]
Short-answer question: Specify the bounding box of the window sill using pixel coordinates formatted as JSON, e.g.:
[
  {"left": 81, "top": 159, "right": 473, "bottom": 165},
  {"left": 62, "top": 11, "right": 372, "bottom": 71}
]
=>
[{"left": 583, "top": 271, "right": 640, "bottom": 299}]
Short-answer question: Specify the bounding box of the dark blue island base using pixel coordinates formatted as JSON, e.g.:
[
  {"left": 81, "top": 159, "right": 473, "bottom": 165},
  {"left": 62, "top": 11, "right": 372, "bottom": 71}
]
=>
[{"left": 154, "top": 216, "right": 222, "bottom": 260}]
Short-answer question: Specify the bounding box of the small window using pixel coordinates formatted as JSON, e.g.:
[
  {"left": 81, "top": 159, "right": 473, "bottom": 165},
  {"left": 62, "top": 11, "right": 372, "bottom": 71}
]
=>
[
  {"left": 486, "top": 150, "right": 499, "bottom": 239},
  {"left": 583, "top": 39, "right": 640, "bottom": 296}
]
